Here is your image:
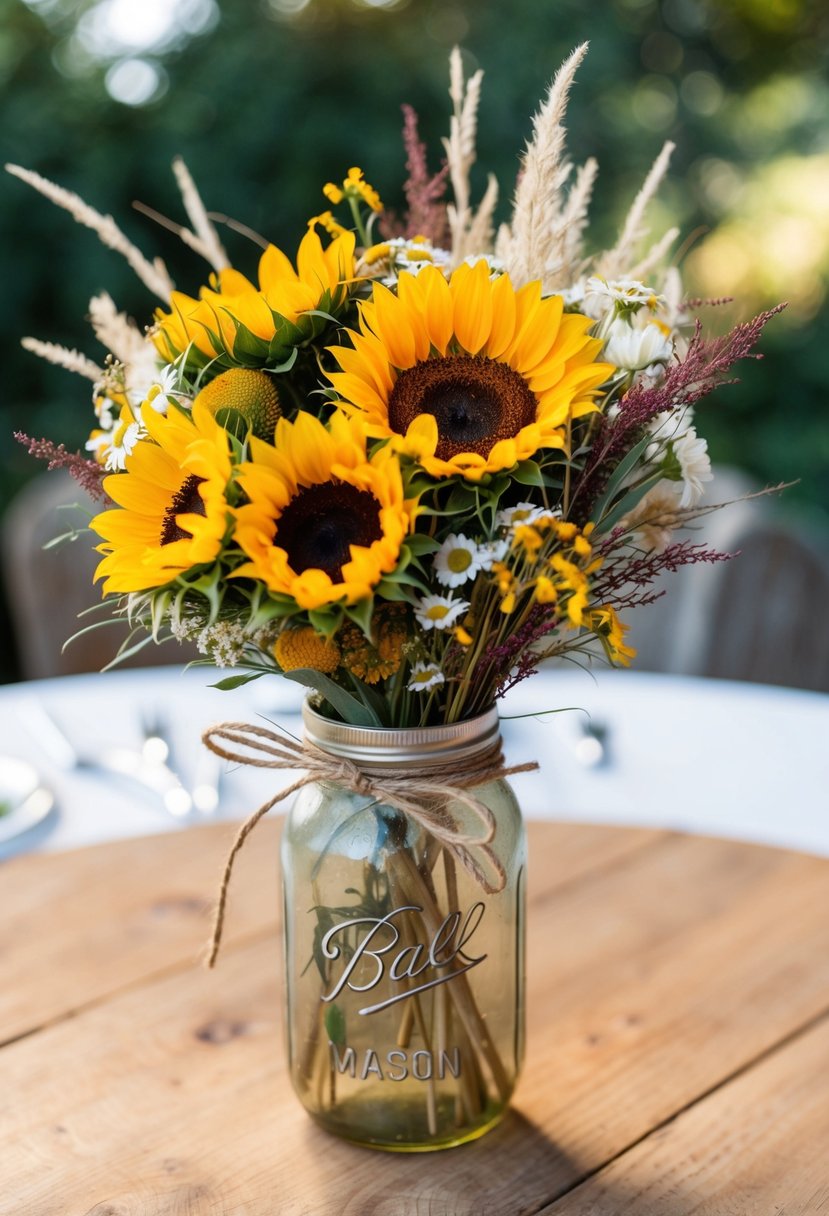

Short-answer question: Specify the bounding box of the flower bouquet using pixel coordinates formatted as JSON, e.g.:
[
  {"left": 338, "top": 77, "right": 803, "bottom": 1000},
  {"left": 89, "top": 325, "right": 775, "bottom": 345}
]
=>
[{"left": 12, "top": 44, "right": 782, "bottom": 1151}]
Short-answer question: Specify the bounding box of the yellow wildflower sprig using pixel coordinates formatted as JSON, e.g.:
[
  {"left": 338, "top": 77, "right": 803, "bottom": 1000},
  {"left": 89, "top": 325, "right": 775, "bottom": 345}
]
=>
[{"left": 322, "top": 166, "right": 383, "bottom": 247}]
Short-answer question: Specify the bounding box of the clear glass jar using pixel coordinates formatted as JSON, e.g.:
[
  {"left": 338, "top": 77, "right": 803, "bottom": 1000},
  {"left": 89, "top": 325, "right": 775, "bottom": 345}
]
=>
[{"left": 281, "top": 704, "right": 526, "bottom": 1152}]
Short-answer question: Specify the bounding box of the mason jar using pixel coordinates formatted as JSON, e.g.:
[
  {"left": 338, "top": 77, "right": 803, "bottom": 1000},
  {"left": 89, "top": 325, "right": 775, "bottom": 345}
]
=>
[{"left": 281, "top": 702, "right": 526, "bottom": 1152}]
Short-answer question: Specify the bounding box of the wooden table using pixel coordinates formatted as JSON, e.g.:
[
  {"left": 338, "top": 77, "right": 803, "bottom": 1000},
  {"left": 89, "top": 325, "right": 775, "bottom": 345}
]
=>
[{"left": 3, "top": 820, "right": 829, "bottom": 1215}]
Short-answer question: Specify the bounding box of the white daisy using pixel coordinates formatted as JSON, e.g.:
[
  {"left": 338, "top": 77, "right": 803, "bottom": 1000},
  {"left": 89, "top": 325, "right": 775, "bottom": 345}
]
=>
[
  {"left": 604, "top": 319, "right": 674, "bottom": 371},
  {"left": 414, "top": 595, "right": 470, "bottom": 632},
  {"left": 673, "top": 428, "right": 713, "bottom": 508},
  {"left": 495, "top": 503, "right": 548, "bottom": 530},
  {"left": 103, "top": 405, "right": 144, "bottom": 472},
  {"left": 407, "top": 662, "right": 445, "bottom": 692},
  {"left": 586, "top": 276, "right": 663, "bottom": 310},
  {"left": 95, "top": 395, "right": 118, "bottom": 430},
  {"left": 479, "top": 538, "right": 509, "bottom": 569},
  {"left": 143, "top": 364, "right": 183, "bottom": 415},
  {"left": 434, "top": 534, "right": 485, "bottom": 588}
]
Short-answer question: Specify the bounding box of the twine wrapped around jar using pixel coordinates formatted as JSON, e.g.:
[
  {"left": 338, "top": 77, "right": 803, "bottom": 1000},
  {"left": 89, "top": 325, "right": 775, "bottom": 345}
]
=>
[{"left": 201, "top": 720, "right": 538, "bottom": 967}]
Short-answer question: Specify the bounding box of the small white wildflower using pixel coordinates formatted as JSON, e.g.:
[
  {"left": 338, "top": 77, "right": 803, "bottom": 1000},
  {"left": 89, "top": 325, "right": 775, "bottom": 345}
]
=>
[
  {"left": 479, "top": 537, "right": 509, "bottom": 569},
  {"left": 84, "top": 431, "right": 110, "bottom": 459},
  {"left": 95, "top": 395, "right": 118, "bottom": 430},
  {"left": 434, "top": 534, "right": 485, "bottom": 588},
  {"left": 414, "top": 595, "right": 470, "bottom": 632},
  {"left": 142, "top": 365, "right": 184, "bottom": 415},
  {"left": 197, "top": 621, "right": 248, "bottom": 668},
  {"left": 558, "top": 280, "right": 587, "bottom": 309},
  {"left": 604, "top": 319, "right": 674, "bottom": 371},
  {"left": 170, "top": 612, "right": 204, "bottom": 643},
  {"left": 369, "top": 237, "right": 452, "bottom": 286},
  {"left": 673, "top": 428, "right": 713, "bottom": 508},
  {"left": 586, "top": 276, "right": 664, "bottom": 310},
  {"left": 644, "top": 408, "right": 696, "bottom": 464},
  {"left": 495, "top": 503, "right": 549, "bottom": 530},
  {"left": 407, "top": 662, "right": 445, "bottom": 692},
  {"left": 103, "top": 406, "right": 143, "bottom": 471}
]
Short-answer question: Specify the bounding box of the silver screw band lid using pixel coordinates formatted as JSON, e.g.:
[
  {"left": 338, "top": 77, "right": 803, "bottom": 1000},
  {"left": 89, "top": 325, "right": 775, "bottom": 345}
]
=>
[{"left": 302, "top": 702, "right": 501, "bottom": 771}]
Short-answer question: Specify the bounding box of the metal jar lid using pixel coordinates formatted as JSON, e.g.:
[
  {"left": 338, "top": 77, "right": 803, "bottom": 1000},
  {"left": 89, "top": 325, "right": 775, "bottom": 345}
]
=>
[{"left": 302, "top": 702, "right": 501, "bottom": 772}]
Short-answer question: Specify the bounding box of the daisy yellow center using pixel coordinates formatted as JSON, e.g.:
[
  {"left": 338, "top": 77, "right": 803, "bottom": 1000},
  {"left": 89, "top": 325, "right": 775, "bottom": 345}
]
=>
[
  {"left": 426, "top": 605, "right": 450, "bottom": 620},
  {"left": 388, "top": 356, "right": 537, "bottom": 461},
  {"left": 161, "top": 474, "right": 206, "bottom": 546},
  {"left": 447, "top": 548, "right": 472, "bottom": 573},
  {"left": 274, "top": 482, "right": 383, "bottom": 581}
]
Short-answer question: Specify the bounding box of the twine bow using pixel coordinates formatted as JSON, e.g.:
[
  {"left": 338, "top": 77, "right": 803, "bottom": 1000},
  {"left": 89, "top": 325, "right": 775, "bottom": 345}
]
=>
[{"left": 201, "top": 720, "right": 538, "bottom": 968}]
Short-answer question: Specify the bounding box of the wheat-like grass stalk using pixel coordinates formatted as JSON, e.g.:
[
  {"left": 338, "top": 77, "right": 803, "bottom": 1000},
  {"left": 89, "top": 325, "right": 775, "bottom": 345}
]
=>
[
  {"left": 88, "top": 292, "right": 147, "bottom": 365},
  {"left": 6, "top": 163, "right": 174, "bottom": 302},
  {"left": 442, "top": 46, "right": 485, "bottom": 266},
  {"left": 550, "top": 156, "right": 599, "bottom": 288},
  {"left": 461, "top": 173, "right": 499, "bottom": 264},
  {"left": 597, "top": 140, "right": 675, "bottom": 279},
  {"left": 504, "top": 42, "right": 588, "bottom": 287},
  {"left": 21, "top": 337, "right": 102, "bottom": 383},
  {"left": 172, "top": 157, "right": 230, "bottom": 272},
  {"left": 628, "top": 225, "right": 680, "bottom": 282}
]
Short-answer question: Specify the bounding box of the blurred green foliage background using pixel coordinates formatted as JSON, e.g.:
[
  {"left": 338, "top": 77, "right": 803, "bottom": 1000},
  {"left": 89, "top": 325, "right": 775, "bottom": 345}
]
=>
[{"left": 1, "top": 0, "right": 827, "bottom": 678}]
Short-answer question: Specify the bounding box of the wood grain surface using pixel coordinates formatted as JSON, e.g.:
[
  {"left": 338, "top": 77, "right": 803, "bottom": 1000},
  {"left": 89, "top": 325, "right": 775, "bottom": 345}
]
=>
[{"left": 2, "top": 819, "right": 828, "bottom": 1216}]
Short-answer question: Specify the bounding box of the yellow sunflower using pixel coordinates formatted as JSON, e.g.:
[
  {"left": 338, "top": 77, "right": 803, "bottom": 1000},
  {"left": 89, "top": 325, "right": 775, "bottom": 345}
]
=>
[
  {"left": 233, "top": 411, "right": 416, "bottom": 611},
  {"left": 90, "top": 402, "right": 233, "bottom": 595},
  {"left": 326, "top": 260, "right": 614, "bottom": 481},
  {"left": 154, "top": 225, "right": 356, "bottom": 363}
]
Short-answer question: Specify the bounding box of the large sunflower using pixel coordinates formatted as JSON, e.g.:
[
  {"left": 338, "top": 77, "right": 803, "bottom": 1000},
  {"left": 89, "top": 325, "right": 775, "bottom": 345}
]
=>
[
  {"left": 233, "top": 411, "right": 415, "bottom": 611},
  {"left": 90, "top": 402, "right": 233, "bottom": 595},
  {"left": 154, "top": 225, "right": 356, "bottom": 366},
  {"left": 326, "top": 260, "right": 613, "bottom": 481}
]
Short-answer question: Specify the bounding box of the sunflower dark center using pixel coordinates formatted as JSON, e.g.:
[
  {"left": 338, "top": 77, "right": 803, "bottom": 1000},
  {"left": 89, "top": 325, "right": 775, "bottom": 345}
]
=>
[
  {"left": 274, "top": 481, "right": 383, "bottom": 580},
  {"left": 387, "top": 355, "right": 538, "bottom": 460},
  {"left": 160, "top": 474, "right": 206, "bottom": 546}
]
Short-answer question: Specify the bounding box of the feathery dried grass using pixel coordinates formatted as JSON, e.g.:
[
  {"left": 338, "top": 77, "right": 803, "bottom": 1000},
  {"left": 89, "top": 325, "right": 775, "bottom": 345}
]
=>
[
  {"left": 6, "top": 164, "right": 174, "bottom": 302},
  {"left": 88, "top": 293, "right": 147, "bottom": 365},
  {"left": 502, "top": 43, "right": 588, "bottom": 287},
  {"left": 442, "top": 46, "right": 485, "bottom": 265},
  {"left": 20, "top": 338, "right": 101, "bottom": 383},
  {"left": 172, "top": 157, "right": 230, "bottom": 271},
  {"left": 597, "top": 141, "right": 675, "bottom": 279}
]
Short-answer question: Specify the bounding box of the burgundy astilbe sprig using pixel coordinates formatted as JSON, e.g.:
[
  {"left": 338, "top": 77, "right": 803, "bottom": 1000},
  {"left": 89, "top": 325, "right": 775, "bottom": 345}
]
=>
[
  {"left": 571, "top": 304, "right": 786, "bottom": 520},
  {"left": 397, "top": 104, "right": 450, "bottom": 246},
  {"left": 590, "top": 540, "right": 736, "bottom": 612},
  {"left": 14, "top": 431, "right": 109, "bottom": 502}
]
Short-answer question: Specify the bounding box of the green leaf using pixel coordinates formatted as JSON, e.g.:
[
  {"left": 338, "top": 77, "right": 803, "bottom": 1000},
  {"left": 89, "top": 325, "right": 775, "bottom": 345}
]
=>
[
  {"left": 512, "top": 460, "right": 546, "bottom": 488},
  {"left": 280, "top": 669, "right": 381, "bottom": 726},
  {"left": 596, "top": 470, "right": 664, "bottom": 535},
  {"left": 591, "top": 433, "right": 653, "bottom": 523},
  {"left": 324, "top": 1003, "right": 346, "bottom": 1046},
  {"left": 210, "top": 672, "right": 265, "bottom": 691}
]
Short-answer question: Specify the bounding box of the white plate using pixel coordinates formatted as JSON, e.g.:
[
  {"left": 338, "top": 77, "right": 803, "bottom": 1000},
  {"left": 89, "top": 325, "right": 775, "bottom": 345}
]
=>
[{"left": 0, "top": 757, "right": 55, "bottom": 845}]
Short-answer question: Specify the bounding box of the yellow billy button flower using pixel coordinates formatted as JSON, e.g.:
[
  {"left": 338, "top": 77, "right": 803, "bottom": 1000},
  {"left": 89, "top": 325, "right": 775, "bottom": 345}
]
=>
[
  {"left": 274, "top": 627, "right": 340, "bottom": 675},
  {"left": 327, "top": 260, "right": 613, "bottom": 482},
  {"left": 90, "top": 402, "right": 233, "bottom": 596},
  {"left": 454, "top": 624, "right": 473, "bottom": 646},
  {"left": 193, "top": 368, "right": 281, "bottom": 441},
  {"left": 233, "top": 411, "right": 417, "bottom": 611}
]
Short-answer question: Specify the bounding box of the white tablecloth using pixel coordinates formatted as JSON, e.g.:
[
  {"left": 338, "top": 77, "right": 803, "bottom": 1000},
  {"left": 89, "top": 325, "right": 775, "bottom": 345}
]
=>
[{"left": 1, "top": 666, "right": 827, "bottom": 858}]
